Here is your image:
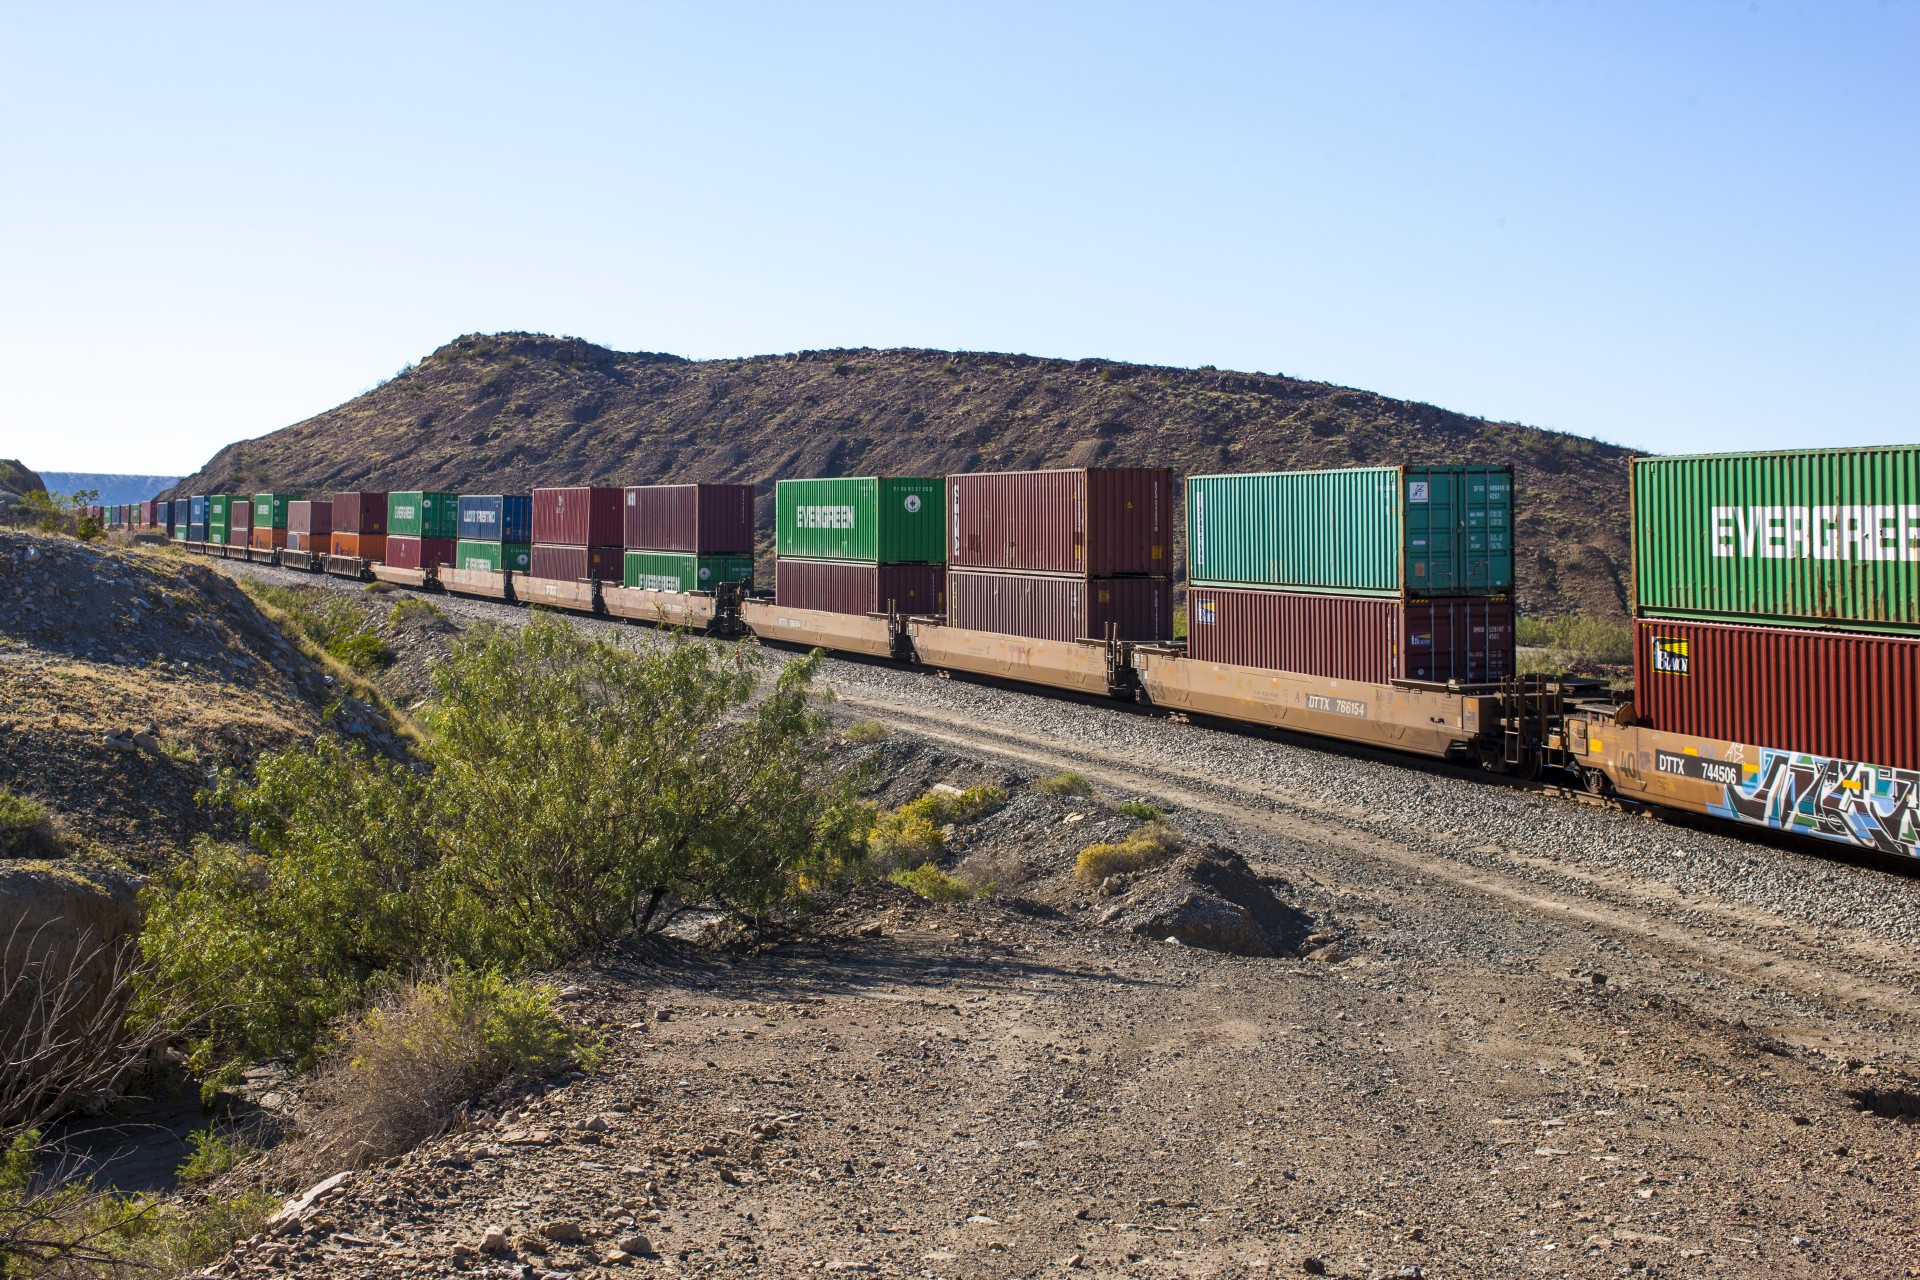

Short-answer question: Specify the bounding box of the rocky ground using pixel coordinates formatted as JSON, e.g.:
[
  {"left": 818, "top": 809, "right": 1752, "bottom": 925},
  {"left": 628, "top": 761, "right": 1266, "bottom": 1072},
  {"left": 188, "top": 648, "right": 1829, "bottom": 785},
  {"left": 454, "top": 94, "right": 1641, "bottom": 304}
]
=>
[{"left": 180, "top": 559, "right": 1920, "bottom": 1280}]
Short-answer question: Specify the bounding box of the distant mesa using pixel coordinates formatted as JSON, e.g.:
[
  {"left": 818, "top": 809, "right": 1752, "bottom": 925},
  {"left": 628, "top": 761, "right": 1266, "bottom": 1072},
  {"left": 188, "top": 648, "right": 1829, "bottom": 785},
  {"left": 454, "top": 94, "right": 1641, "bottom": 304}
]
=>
[{"left": 39, "top": 473, "right": 182, "bottom": 506}]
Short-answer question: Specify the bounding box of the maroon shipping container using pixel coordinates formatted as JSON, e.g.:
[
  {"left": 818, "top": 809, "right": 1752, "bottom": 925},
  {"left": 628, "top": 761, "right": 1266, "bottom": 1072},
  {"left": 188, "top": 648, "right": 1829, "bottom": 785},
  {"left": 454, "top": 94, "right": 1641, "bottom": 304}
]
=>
[
  {"left": 228, "top": 500, "right": 252, "bottom": 536},
  {"left": 139, "top": 500, "right": 154, "bottom": 526},
  {"left": 776, "top": 559, "right": 946, "bottom": 616},
  {"left": 948, "top": 569, "right": 1172, "bottom": 643},
  {"left": 529, "top": 544, "right": 623, "bottom": 582},
  {"left": 1632, "top": 618, "right": 1920, "bottom": 772},
  {"left": 1185, "top": 586, "right": 1515, "bottom": 685},
  {"left": 622, "top": 483, "right": 756, "bottom": 554},
  {"left": 332, "top": 492, "right": 387, "bottom": 534},
  {"left": 384, "top": 535, "right": 456, "bottom": 570},
  {"left": 533, "top": 488, "right": 623, "bottom": 547},
  {"left": 288, "top": 500, "right": 333, "bottom": 538},
  {"left": 947, "top": 468, "right": 1173, "bottom": 577}
]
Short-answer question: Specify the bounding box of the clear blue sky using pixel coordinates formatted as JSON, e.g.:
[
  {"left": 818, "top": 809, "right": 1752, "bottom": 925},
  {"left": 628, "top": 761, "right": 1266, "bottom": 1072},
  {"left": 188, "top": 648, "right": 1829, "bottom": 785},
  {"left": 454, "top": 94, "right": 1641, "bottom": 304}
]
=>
[{"left": 2, "top": 1, "right": 1913, "bottom": 474}]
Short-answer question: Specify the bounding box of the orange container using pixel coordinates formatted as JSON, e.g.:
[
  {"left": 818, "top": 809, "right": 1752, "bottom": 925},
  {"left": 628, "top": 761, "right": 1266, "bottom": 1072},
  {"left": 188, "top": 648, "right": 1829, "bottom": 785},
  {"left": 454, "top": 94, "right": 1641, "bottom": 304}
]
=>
[
  {"left": 250, "top": 527, "right": 288, "bottom": 551},
  {"left": 331, "top": 531, "right": 388, "bottom": 561}
]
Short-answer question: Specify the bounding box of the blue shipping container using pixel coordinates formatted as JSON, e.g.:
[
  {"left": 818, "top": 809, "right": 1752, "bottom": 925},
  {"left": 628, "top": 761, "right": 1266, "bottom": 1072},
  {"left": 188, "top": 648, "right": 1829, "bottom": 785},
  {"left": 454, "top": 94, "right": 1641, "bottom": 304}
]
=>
[
  {"left": 189, "top": 522, "right": 208, "bottom": 541},
  {"left": 458, "top": 494, "right": 532, "bottom": 543},
  {"left": 190, "top": 496, "right": 208, "bottom": 524}
]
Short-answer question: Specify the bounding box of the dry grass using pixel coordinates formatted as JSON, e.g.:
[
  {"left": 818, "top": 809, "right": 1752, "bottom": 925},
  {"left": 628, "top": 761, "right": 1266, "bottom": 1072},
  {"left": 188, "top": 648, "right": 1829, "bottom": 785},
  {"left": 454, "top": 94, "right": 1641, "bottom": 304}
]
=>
[
  {"left": 1034, "top": 771, "right": 1095, "bottom": 798},
  {"left": 1075, "top": 821, "right": 1182, "bottom": 884}
]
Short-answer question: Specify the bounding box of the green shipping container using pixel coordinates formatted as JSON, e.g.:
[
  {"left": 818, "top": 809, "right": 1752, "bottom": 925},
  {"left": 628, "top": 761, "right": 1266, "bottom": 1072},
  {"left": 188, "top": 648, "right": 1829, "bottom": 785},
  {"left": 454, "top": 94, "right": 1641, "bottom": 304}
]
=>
[
  {"left": 774, "top": 477, "right": 944, "bottom": 563},
  {"left": 454, "top": 540, "right": 532, "bottom": 573},
  {"left": 388, "top": 491, "right": 460, "bottom": 539},
  {"left": 253, "top": 492, "right": 299, "bottom": 529},
  {"left": 208, "top": 495, "right": 231, "bottom": 544},
  {"left": 1633, "top": 447, "right": 1920, "bottom": 634},
  {"left": 621, "top": 550, "right": 755, "bottom": 593},
  {"left": 1187, "top": 466, "right": 1513, "bottom": 596}
]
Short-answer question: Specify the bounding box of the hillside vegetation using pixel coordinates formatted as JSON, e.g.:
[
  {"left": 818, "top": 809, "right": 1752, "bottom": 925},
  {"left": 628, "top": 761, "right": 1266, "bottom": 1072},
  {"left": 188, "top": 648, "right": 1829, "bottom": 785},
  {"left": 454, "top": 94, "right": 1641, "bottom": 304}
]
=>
[{"left": 170, "top": 333, "right": 1633, "bottom": 618}]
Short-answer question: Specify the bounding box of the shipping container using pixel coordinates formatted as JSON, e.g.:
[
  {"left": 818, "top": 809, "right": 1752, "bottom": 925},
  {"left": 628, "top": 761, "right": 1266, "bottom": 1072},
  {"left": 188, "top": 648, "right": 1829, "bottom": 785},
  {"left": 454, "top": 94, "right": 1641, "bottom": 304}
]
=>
[
  {"left": 190, "top": 496, "right": 208, "bottom": 526},
  {"left": 288, "top": 500, "right": 333, "bottom": 538},
  {"left": 253, "top": 493, "right": 298, "bottom": 529},
  {"left": 138, "top": 500, "right": 153, "bottom": 527},
  {"left": 528, "top": 544, "right": 623, "bottom": 582},
  {"left": 1187, "top": 466, "right": 1514, "bottom": 596},
  {"left": 154, "top": 500, "right": 170, "bottom": 531},
  {"left": 775, "top": 558, "right": 946, "bottom": 616},
  {"left": 388, "top": 491, "right": 459, "bottom": 539},
  {"left": 532, "top": 488, "right": 623, "bottom": 547},
  {"left": 947, "top": 468, "right": 1174, "bottom": 577},
  {"left": 1632, "top": 447, "right": 1920, "bottom": 635},
  {"left": 622, "top": 483, "right": 757, "bottom": 554},
  {"left": 1185, "top": 586, "right": 1515, "bottom": 685},
  {"left": 330, "top": 531, "right": 387, "bottom": 561},
  {"left": 332, "top": 492, "right": 388, "bottom": 534},
  {"left": 455, "top": 540, "right": 532, "bottom": 573},
  {"left": 774, "top": 477, "right": 944, "bottom": 563},
  {"left": 458, "top": 495, "right": 533, "bottom": 544},
  {"left": 286, "top": 531, "right": 323, "bottom": 552},
  {"left": 188, "top": 522, "right": 207, "bottom": 542},
  {"left": 385, "top": 535, "right": 456, "bottom": 571},
  {"left": 948, "top": 569, "right": 1172, "bottom": 643},
  {"left": 228, "top": 498, "right": 252, "bottom": 538},
  {"left": 1632, "top": 617, "right": 1920, "bottom": 772},
  {"left": 250, "top": 526, "right": 288, "bottom": 552},
  {"left": 621, "top": 550, "right": 754, "bottom": 593}
]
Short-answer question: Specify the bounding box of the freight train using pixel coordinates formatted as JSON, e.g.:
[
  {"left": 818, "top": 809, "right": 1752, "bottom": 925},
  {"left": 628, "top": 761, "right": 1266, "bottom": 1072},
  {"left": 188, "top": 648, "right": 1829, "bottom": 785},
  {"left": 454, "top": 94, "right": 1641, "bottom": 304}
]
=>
[{"left": 140, "top": 450, "right": 1920, "bottom": 866}]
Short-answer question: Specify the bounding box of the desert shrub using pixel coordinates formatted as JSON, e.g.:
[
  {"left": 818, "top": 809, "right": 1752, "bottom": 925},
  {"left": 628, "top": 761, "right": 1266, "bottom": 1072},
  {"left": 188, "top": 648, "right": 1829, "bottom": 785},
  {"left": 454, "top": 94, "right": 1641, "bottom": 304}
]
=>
[
  {"left": 175, "top": 1128, "right": 257, "bottom": 1184},
  {"left": 889, "top": 864, "right": 996, "bottom": 903},
  {"left": 1034, "top": 771, "right": 1094, "bottom": 798},
  {"left": 1075, "top": 821, "right": 1182, "bottom": 884},
  {"left": 842, "top": 719, "right": 890, "bottom": 744},
  {"left": 294, "top": 970, "right": 588, "bottom": 1173},
  {"left": 388, "top": 597, "right": 443, "bottom": 626},
  {"left": 868, "top": 786, "right": 1007, "bottom": 869},
  {"left": 361, "top": 580, "right": 396, "bottom": 594},
  {"left": 1515, "top": 615, "right": 1632, "bottom": 667},
  {"left": 1118, "top": 799, "right": 1164, "bottom": 821},
  {"left": 252, "top": 583, "right": 392, "bottom": 672},
  {"left": 144, "top": 615, "right": 868, "bottom": 1075},
  {"left": 0, "top": 790, "right": 54, "bottom": 858},
  {"left": 328, "top": 630, "right": 394, "bottom": 673}
]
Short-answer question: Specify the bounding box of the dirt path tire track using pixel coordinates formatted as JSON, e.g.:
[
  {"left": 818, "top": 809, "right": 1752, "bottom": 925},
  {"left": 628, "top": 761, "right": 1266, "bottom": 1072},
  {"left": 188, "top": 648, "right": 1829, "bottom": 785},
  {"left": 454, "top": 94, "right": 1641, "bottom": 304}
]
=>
[{"left": 839, "top": 692, "right": 1920, "bottom": 1039}]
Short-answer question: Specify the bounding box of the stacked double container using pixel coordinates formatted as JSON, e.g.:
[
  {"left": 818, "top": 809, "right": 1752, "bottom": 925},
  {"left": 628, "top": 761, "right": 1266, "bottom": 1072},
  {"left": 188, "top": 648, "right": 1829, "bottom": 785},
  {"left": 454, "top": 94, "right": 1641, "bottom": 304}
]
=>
[
  {"left": 387, "top": 491, "right": 458, "bottom": 570},
  {"left": 1185, "top": 466, "right": 1516, "bottom": 684},
  {"left": 946, "top": 468, "right": 1175, "bottom": 642},
  {"left": 531, "top": 487, "right": 623, "bottom": 581},
  {"left": 330, "top": 492, "right": 387, "bottom": 561},
  {"left": 622, "top": 484, "right": 756, "bottom": 592},
  {"left": 287, "top": 500, "right": 331, "bottom": 552},
  {"left": 227, "top": 493, "right": 252, "bottom": 549},
  {"left": 1630, "top": 447, "right": 1920, "bottom": 772},
  {"left": 187, "top": 496, "right": 208, "bottom": 542},
  {"left": 457, "top": 495, "right": 532, "bottom": 573},
  {"left": 774, "top": 478, "right": 946, "bottom": 615},
  {"left": 251, "top": 493, "right": 298, "bottom": 551}
]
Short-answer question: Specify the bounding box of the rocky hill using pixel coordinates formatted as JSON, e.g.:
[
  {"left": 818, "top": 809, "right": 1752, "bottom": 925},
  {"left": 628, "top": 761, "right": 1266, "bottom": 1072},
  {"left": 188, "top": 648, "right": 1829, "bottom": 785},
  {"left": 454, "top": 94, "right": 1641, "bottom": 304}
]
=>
[
  {"left": 0, "top": 459, "right": 44, "bottom": 514},
  {"left": 170, "top": 333, "right": 1634, "bottom": 618}
]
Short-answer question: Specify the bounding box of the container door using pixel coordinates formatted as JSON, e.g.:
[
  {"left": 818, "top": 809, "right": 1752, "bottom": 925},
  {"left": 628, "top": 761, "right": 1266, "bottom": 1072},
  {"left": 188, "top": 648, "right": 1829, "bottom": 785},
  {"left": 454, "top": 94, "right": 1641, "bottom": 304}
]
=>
[{"left": 1403, "top": 469, "right": 1456, "bottom": 593}]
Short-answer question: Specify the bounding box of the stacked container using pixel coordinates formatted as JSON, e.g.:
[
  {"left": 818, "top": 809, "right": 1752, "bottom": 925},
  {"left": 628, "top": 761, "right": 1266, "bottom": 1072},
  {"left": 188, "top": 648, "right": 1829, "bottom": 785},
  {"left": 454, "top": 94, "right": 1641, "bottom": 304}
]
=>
[
  {"left": 188, "top": 495, "right": 208, "bottom": 542},
  {"left": 155, "top": 500, "right": 172, "bottom": 535},
  {"left": 1185, "top": 466, "right": 1516, "bottom": 683},
  {"left": 774, "top": 477, "right": 946, "bottom": 615},
  {"left": 228, "top": 494, "right": 252, "bottom": 547},
  {"left": 330, "top": 491, "right": 387, "bottom": 561},
  {"left": 251, "top": 493, "right": 298, "bottom": 551},
  {"left": 531, "top": 487, "right": 625, "bottom": 581},
  {"left": 621, "top": 483, "right": 756, "bottom": 593},
  {"left": 1630, "top": 447, "right": 1920, "bottom": 770},
  {"left": 387, "top": 491, "right": 459, "bottom": 570},
  {"left": 456, "top": 495, "right": 533, "bottom": 573},
  {"left": 946, "top": 468, "right": 1175, "bottom": 642},
  {"left": 287, "top": 499, "right": 332, "bottom": 552}
]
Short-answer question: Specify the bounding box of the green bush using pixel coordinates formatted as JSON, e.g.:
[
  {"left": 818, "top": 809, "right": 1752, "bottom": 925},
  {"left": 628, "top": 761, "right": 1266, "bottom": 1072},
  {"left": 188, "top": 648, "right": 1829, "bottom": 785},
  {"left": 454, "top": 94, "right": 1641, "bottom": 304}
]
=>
[
  {"left": 142, "top": 616, "right": 869, "bottom": 1076},
  {"left": 1075, "top": 821, "right": 1181, "bottom": 884},
  {"left": 869, "top": 786, "right": 1007, "bottom": 867},
  {"left": 888, "top": 863, "right": 995, "bottom": 903},
  {"left": 1118, "top": 799, "right": 1164, "bottom": 821},
  {"left": 252, "top": 583, "right": 393, "bottom": 672},
  {"left": 1515, "top": 615, "right": 1632, "bottom": 667},
  {"left": 1034, "top": 771, "right": 1094, "bottom": 798},
  {"left": 842, "top": 719, "right": 890, "bottom": 744},
  {"left": 176, "top": 1127, "right": 257, "bottom": 1184},
  {"left": 389, "top": 597, "right": 443, "bottom": 626},
  {"left": 0, "top": 789, "right": 53, "bottom": 858}
]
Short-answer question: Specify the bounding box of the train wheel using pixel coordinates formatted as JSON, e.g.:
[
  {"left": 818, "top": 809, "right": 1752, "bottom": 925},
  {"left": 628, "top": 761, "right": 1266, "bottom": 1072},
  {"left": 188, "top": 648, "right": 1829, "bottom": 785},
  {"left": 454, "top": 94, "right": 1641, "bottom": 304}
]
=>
[{"left": 1582, "top": 766, "right": 1611, "bottom": 796}]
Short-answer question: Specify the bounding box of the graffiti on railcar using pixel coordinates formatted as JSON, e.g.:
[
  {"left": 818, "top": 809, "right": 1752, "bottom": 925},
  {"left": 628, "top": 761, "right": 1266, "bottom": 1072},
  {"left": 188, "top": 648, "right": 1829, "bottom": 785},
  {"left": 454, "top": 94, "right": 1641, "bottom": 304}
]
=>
[{"left": 1709, "top": 748, "right": 1920, "bottom": 859}]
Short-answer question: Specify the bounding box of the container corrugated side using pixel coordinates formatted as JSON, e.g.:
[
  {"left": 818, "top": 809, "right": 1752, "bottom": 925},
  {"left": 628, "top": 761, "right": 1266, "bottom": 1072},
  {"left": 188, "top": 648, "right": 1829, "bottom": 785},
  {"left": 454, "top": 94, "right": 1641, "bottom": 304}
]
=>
[
  {"left": 387, "top": 492, "right": 459, "bottom": 539},
  {"left": 1186, "top": 586, "right": 1515, "bottom": 683},
  {"left": 947, "top": 469, "right": 1174, "bottom": 577},
  {"left": 775, "top": 559, "right": 946, "bottom": 615},
  {"left": 622, "top": 551, "right": 754, "bottom": 593},
  {"left": 207, "top": 495, "right": 230, "bottom": 542},
  {"left": 253, "top": 493, "right": 298, "bottom": 529},
  {"left": 458, "top": 495, "right": 532, "bottom": 543},
  {"left": 532, "top": 488, "right": 623, "bottom": 547},
  {"left": 1187, "top": 466, "right": 1513, "bottom": 596},
  {"left": 330, "top": 531, "right": 386, "bottom": 560},
  {"left": 455, "top": 540, "right": 531, "bottom": 573},
  {"left": 1632, "top": 617, "right": 1920, "bottom": 771},
  {"left": 529, "top": 544, "right": 623, "bottom": 581},
  {"left": 947, "top": 570, "right": 1172, "bottom": 642},
  {"left": 1632, "top": 447, "right": 1920, "bottom": 634},
  {"left": 774, "top": 477, "right": 944, "bottom": 563},
  {"left": 288, "top": 500, "right": 333, "bottom": 537},
  {"left": 385, "top": 535, "right": 456, "bottom": 571},
  {"left": 332, "top": 492, "right": 387, "bottom": 534},
  {"left": 250, "top": 527, "right": 288, "bottom": 551},
  {"left": 623, "top": 483, "right": 757, "bottom": 554},
  {"left": 228, "top": 500, "right": 252, "bottom": 536}
]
